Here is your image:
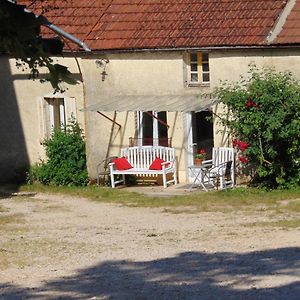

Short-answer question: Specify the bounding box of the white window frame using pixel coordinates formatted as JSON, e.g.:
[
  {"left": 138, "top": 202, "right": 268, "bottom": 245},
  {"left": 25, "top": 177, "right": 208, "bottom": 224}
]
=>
[{"left": 137, "top": 111, "right": 160, "bottom": 146}]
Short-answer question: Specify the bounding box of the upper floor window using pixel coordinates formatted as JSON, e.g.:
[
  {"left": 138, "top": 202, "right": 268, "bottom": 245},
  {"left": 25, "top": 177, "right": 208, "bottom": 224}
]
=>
[{"left": 188, "top": 52, "right": 210, "bottom": 85}]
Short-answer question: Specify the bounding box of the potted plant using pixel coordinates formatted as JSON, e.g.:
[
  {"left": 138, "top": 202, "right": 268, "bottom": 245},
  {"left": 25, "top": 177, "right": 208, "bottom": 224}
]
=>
[{"left": 194, "top": 149, "right": 206, "bottom": 165}]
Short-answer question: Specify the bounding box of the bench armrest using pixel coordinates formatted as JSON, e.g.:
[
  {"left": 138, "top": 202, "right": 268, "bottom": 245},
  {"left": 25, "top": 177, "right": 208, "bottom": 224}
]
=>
[
  {"left": 161, "top": 159, "right": 176, "bottom": 170},
  {"left": 108, "top": 162, "right": 116, "bottom": 171}
]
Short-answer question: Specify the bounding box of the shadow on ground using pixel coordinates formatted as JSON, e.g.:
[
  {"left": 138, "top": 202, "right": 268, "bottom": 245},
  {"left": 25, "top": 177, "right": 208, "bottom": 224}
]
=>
[
  {"left": 1, "top": 247, "right": 300, "bottom": 299},
  {"left": 0, "top": 184, "right": 27, "bottom": 200}
]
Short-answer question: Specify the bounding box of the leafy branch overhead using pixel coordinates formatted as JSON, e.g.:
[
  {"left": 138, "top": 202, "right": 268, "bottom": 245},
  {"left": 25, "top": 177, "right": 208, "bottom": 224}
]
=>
[{"left": 0, "top": 0, "right": 77, "bottom": 92}]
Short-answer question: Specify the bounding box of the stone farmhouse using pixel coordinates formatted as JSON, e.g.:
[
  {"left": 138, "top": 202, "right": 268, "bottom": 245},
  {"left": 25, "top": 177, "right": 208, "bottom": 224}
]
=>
[{"left": 1, "top": 0, "right": 300, "bottom": 184}]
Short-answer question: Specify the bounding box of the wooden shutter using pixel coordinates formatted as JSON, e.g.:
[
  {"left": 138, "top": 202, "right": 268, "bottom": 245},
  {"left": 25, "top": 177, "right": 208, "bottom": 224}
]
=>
[{"left": 38, "top": 98, "right": 50, "bottom": 143}]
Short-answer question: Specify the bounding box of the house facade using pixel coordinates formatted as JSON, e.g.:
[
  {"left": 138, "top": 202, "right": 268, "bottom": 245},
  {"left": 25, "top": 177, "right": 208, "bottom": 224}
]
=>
[{"left": 1, "top": 0, "right": 300, "bottom": 183}]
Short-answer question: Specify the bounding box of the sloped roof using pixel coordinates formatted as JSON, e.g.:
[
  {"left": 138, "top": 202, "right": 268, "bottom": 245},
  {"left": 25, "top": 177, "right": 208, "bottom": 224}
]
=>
[
  {"left": 275, "top": 0, "right": 300, "bottom": 43},
  {"left": 20, "top": 0, "right": 300, "bottom": 51},
  {"left": 19, "top": 0, "right": 109, "bottom": 43}
]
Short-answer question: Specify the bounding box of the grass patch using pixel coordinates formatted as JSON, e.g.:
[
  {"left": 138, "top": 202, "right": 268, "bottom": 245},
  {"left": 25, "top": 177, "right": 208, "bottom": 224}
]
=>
[
  {"left": 245, "top": 218, "right": 300, "bottom": 229},
  {"left": 21, "top": 184, "right": 300, "bottom": 213}
]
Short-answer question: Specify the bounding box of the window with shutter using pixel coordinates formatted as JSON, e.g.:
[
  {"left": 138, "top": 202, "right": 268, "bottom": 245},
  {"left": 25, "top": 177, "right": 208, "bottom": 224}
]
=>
[{"left": 38, "top": 96, "right": 77, "bottom": 141}]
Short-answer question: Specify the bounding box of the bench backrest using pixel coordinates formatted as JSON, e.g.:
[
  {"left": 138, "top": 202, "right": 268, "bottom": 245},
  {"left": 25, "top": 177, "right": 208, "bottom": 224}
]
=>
[{"left": 121, "top": 146, "right": 175, "bottom": 169}]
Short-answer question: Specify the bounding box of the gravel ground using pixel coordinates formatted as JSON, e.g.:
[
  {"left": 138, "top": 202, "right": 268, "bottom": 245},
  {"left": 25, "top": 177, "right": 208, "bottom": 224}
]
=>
[{"left": 0, "top": 192, "right": 299, "bottom": 300}]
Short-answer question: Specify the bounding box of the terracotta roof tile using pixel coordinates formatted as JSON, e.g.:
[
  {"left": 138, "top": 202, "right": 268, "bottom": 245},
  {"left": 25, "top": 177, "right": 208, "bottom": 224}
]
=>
[
  {"left": 275, "top": 0, "right": 300, "bottom": 44},
  {"left": 20, "top": 0, "right": 293, "bottom": 51}
]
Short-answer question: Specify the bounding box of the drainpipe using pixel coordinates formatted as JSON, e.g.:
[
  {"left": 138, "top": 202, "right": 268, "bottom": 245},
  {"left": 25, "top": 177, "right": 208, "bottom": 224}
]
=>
[{"left": 36, "top": 14, "right": 91, "bottom": 52}]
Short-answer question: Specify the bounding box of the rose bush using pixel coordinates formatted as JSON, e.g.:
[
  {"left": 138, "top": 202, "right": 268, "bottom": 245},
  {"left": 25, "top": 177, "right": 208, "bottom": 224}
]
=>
[{"left": 216, "top": 66, "right": 300, "bottom": 188}]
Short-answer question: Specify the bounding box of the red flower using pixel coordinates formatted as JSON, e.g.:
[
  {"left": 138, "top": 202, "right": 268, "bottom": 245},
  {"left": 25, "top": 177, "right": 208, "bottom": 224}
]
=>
[
  {"left": 238, "top": 141, "right": 249, "bottom": 152},
  {"left": 232, "top": 139, "right": 238, "bottom": 148},
  {"left": 245, "top": 99, "right": 257, "bottom": 109},
  {"left": 195, "top": 149, "right": 206, "bottom": 159},
  {"left": 239, "top": 156, "right": 248, "bottom": 164},
  {"left": 232, "top": 140, "right": 249, "bottom": 151}
]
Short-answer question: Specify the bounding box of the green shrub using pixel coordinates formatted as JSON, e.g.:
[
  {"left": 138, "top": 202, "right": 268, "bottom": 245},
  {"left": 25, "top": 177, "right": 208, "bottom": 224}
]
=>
[
  {"left": 216, "top": 66, "right": 300, "bottom": 189},
  {"left": 28, "top": 119, "right": 89, "bottom": 186}
]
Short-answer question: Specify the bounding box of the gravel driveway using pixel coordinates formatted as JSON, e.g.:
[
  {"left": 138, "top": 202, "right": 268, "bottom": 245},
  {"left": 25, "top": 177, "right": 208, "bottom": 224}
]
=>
[{"left": 0, "top": 192, "right": 299, "bottom": 299}]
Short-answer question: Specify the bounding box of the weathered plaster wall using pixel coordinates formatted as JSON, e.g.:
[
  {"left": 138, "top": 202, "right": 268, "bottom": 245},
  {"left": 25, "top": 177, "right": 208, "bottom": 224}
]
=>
[
  {"left": 2, "top": 47, "right": 300, "bottom": 184},
  {"left": 0, "top": 56, "right": 85, "bottom": 182},
  {"left": 83, "top": 48, "right": 300, "bottom": 183},
  {"left": 82, "top": 52, "right": 190, "bottom": 182}
]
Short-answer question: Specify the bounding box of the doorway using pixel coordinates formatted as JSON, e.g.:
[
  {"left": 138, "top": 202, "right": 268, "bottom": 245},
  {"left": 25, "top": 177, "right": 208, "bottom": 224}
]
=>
[
  {"left": 192, "top": 110, "right": 214, "bottom": 158},
  {"left": 186, "top": 110, "right": 214, "bottom": 182}
]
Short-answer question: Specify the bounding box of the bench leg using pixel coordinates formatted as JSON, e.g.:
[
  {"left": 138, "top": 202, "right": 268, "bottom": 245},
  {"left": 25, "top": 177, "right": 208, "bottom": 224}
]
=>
[
  {"left": 173, "top": 172, "right": 178, "bottom": 185},
  {"left": 163, "top": 172, "right": 167, "bottom": 188},
  {"left": 110, "top": 172, "right": 115, "bottom": 188}
]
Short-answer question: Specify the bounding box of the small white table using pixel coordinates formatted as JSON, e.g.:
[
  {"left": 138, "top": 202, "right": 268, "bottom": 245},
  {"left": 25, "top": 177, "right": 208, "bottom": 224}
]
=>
[{"left": 188, "top": 164, "right": 211, "bottom": 192}]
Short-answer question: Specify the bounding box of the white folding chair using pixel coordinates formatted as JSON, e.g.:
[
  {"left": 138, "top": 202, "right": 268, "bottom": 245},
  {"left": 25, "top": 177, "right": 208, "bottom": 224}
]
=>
[{"left": 200, "top": 147, "right": 235, "bottom": 190}]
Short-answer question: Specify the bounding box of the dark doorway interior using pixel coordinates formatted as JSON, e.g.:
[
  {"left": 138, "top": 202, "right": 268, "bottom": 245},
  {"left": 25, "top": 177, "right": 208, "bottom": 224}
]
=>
[{"left": 192, "top": 110, "right": 214, "bottom": 158}]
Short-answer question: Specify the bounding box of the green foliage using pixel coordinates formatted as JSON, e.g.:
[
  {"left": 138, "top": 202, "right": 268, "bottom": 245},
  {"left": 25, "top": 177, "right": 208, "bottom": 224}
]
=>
[
  {"left": 216, "top": 66, "right": 300, "bottom": 189},
  {"left": 28, "top": 119, "right": 89, "bottom": 186}
]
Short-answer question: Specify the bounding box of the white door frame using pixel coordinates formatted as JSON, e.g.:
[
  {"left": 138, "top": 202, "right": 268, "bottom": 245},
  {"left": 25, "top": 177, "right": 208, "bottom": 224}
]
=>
[{"left": 184, "top": 111, "right": 196, "bottom": 183}]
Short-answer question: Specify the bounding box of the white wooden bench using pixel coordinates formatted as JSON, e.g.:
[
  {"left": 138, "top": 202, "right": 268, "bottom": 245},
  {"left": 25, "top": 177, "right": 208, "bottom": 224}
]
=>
[{"left": 109, "top": 146, "right": 177, "bottom": 188}]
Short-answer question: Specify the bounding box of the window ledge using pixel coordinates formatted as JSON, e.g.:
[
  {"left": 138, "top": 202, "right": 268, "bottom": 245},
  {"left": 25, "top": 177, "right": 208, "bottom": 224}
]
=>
[{"left": 187, "top": 82, "right": 210, "bottom": 88}]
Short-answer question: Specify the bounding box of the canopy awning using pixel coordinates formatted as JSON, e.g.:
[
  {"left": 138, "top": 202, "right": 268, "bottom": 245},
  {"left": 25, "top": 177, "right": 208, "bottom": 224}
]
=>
[{"left": 82, "top": 93, "right": 218, "bottom": 112}]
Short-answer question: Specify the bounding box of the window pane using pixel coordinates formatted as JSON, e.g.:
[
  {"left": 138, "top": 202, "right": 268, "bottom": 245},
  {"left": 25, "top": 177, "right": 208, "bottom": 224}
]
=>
[
  {"left": 202, "top": 73, "right": 210, "bottom": 82},
  {"left": 191, "top": 73, "right": 198, "bottom": 82},
  {"left": 53, "top": 102, "right": 61, "bottom": 129},
  {"left": 202, "top": 53, "right": 209, "bottom": 61},
  {"left": 202, "top": 63, "right": 209, "bottom": 72},
  {"left": 190, "top": 53, "right": 198, "bottom": 62},
  {"left": 191, "top": 64, "right": 198, "bottom": 72},
  {"left": 157, "top": 111, "right": 168, "bottom": 146}
]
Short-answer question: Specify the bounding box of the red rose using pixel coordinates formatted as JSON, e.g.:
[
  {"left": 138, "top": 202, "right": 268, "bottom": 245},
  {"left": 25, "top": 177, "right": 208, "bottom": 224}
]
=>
[
  {"left": 238, "top": 141, "right": 249, "bottom": 152},
  {"left": 232, "top": 140, "right": 249, "bottom": 151},
  {"left": 239, "top": 156, "right": 248, "bottom": 164},
  {"left": 245, "top": 100, "right": 257, "bottom": 109}
]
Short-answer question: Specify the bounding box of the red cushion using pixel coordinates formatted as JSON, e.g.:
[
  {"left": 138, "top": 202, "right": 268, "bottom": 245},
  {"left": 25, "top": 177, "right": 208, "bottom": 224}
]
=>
[
  {"left": 113, "top": 157, "right": 133, "bottom": 170},
  {"left": 149, "top": 157, "right": 168, "bottom": 170}
]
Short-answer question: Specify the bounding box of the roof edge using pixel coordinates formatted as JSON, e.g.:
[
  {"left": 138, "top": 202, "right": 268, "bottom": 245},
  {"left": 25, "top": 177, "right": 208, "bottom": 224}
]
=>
[
  {"left": 61, "top": 44, "right": 300, "bottom": 56},
  {"left": 266, "top": 0, "right": 296, "bottom": 44}
]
